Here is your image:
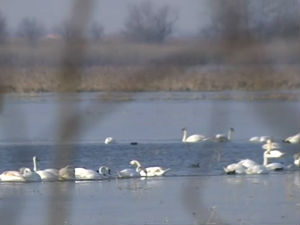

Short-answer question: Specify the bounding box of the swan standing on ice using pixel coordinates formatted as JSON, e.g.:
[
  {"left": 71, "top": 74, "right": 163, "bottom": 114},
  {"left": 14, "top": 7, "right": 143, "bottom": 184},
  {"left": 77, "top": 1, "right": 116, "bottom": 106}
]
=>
[
  {"left": 33, "top": 156, "right": 58, "bottom": 181},
  {"left": 283, "top": 133, "right": 300, "bottom": 144},
  {"left": 215, "top": 128, "right": 234, "bottom": 142},
  {"left": 182, "top": 128, "right": 207, "bottom": 143},
  {"left": 104, "top": 137, "right": 115, "bottom": 144},
  {"left": 130, "top": 160, "right": 170, "bottom": 177}
]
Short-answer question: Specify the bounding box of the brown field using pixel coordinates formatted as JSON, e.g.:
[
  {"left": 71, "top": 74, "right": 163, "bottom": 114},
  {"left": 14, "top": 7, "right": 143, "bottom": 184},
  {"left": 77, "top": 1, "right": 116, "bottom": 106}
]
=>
[{"left": 0, "top": 38, "right": 299, "bottom": 93}]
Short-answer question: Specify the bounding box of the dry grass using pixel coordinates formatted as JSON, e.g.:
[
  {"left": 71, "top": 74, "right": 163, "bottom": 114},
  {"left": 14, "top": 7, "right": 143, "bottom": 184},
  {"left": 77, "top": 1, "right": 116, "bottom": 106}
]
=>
[{"left": 0, "top": 38, "right": 299, "bottom": 93}]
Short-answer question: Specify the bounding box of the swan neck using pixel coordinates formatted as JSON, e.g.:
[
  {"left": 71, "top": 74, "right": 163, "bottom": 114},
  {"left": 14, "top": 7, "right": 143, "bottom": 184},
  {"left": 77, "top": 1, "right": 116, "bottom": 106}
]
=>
[
  {"left": 228, "top": 129, "right": 233, "bottom": 140},
  {"left": 33, "top": 157, "right": 38, "bottom": 171},
  {"left": 182, "top": 130, "right": 187, "bottom": 142},
  {"left": 263, "top": 152, "right": 269, "bottom": 166}
]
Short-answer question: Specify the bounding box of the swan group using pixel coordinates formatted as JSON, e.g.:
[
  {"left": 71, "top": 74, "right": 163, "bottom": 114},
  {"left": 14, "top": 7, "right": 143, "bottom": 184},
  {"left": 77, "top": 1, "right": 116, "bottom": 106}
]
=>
[{"left": 224, "top": 140, "right": 286, "bottom": 175}]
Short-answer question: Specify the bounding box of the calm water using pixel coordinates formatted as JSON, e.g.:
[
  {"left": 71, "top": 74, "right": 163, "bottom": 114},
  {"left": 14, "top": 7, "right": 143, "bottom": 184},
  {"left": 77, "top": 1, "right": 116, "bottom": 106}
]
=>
[{"left": 0, "top": 92, "right": 299, "bottom": 225}]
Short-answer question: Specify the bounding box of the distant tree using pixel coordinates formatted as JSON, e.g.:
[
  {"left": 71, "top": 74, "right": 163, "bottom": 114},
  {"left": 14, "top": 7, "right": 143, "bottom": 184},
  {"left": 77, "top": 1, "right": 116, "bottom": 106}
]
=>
[
  {"left": 55, "top": 22, "right": 83, "bottom": 41},
  {"left": 123, "top": 0, "right": 177, "bottom": 43},
  {"left": 17, "top": 18, "right": 45, "bottom": 44},
  {"left": 0, "top": 11, "right": 7, "bottom": 44},
  {"left": 90, "top": 22, "right": 104, "bottom": 41}
]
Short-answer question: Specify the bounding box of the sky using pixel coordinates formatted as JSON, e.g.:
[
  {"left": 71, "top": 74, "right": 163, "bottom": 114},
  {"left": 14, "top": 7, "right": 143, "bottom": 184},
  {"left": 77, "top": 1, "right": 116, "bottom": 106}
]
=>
[{"left": 0, "top": 0, "right": 210, "bottom": 36}]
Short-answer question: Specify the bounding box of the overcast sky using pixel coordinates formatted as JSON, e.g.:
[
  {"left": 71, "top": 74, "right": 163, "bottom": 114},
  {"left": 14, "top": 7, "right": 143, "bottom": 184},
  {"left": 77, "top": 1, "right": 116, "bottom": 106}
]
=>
[{"left": 0, "top": 0, "right": 210, "bottom": 36}]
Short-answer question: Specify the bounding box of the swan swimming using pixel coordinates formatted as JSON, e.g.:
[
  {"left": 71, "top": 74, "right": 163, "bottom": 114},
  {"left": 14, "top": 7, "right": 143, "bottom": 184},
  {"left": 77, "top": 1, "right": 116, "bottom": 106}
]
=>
[
  {"left": 130, "top": 160, "right": 170, "bottom": 177},
  {"left": 249, "top": 136, "right": 273, "bottom": 143},
  {"left": 33, "top": 156, "right": 58, "bottom": 181},
  {"left": 118, "top": 168, "right": 141, "bottom": 178},
  {"left": 262, "top": 139, "right": 281, "bottom": 151},
  {"left": 75, "top": 167, "right": 101, "bottom": 180},
  {"left": 283, "top": 133, "right": 300, "bottom": 144},
  {"left": 104, "top": 137, "right": 115, "bottom": 144},
  {"left": 215, "top": 128, "right": 234, "bottom": 142},
  {"left": 182, "top": 128, "right": 207, "bottom": 143}
]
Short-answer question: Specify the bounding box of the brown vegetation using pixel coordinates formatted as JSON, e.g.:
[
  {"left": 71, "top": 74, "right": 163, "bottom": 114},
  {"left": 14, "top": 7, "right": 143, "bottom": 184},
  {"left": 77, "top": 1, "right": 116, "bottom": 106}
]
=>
[{"left": 0, "top": 38, "right": 299, "bottom": 93}]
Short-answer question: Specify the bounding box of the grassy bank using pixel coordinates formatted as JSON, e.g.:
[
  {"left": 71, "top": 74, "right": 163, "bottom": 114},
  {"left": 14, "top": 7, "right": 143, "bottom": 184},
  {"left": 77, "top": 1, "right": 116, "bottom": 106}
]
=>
[{"left": 0, "top": 38, "right": 299, "bottom": 92}]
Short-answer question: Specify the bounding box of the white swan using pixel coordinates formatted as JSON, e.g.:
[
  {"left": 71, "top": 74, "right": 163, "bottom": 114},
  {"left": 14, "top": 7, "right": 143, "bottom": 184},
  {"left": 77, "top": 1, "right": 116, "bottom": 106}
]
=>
[
  {"left": 262, "top": 139, "right": 281, "bottom": 151},
  {"left": 118, "top": 168, "right": 141, "bottom": 178},
  {"left": 75, "top": 167, "right": 101, "bottom": 180},
  {"left": 182, "top": 128, "right": 207, "bottom": 143},
  {"left": 249, "top": 136, "right": 272, "bottom": 143},
  {"left": 33, "top": 156, "right": 59, "bottom": 181},
  {"left": 224, "top": 163, "right": 246, "bottom": 174},
  {"left": 130, "top": 160, "right": 170, "bottom": 177},
  {"left": 58, "top": 165, "right": 75, "bottom": 180},
  {"left": 98, "top": 166, "right": 111, "bottom": 178},
  {"left": 0, "top": 170, "right": 26, "bottom": 182},
  {"left": 19, "top": 167, "right": 42, "bottom": 182},
  {"left": 263, "top": 150, "right": 285, "bottom": 171},
  {"left": 104, "top": 137, "right": 115, "bottom": 144},
  {"left": 245, "top": 164, "right": 268, "bottom": 174},
  {"left": 293, "top": 153, "right": 300, "bottom": 167},
  {"left": 283, "top": 133, "right": 300, "bottom": 144},
  {"left": 215, "top": 128, "right": 234, "bottom": 142}
]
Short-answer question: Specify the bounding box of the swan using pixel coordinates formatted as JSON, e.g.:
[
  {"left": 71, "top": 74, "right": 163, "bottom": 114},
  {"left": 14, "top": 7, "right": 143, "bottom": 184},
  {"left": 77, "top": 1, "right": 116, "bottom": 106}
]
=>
[
  {"left": 58, "top": 165, "right": 75, "bottom": 180},
  {"left": 215, "top": 128, "right": 234, "bottom": 142},
  {"left": 283, "top": 133, "right": 300, "bottom": 144},
  {"left": 245, "top": 164, "right": 268, "bottom": 174},
  {"left": 249, "top": 136, "right": 272, "bottom": 143},
  {"left": 0, "top": 170, "right": 26, "bottom": 182},
  {"left": 19, "top": 167, "right": 42, "bottom": 182},
  {"left": 75, "top": 167, "right": 101, "bottom": 180},
  {"left": 130, "top": 160, "right": 170, "bottom": 177},
  {"left": 182, "top": 128, "right": 207, "bottom": 143},
  {"left": 97, "top": 166, "right": 111, "bottom": 178},
  {"left": 263, "top": 150, "right": 285, "bottom": 171},
  {"left": 104, "top": 137, "right": 115, "bottom": 144},
  {"left": 293, "top": 153, "right": 300, "bottom": 167},
  {"left": 118, "top": 168, "right": 141, "bottom": 178},
  {"left": 262, "top": 139, "right": 281, "bottom": 151},
  {"left": 224, "top": 163, "right": 246, "bottom": 174},
  {"left": 33, "top": 156, "right": 59, "bottom": 181}
]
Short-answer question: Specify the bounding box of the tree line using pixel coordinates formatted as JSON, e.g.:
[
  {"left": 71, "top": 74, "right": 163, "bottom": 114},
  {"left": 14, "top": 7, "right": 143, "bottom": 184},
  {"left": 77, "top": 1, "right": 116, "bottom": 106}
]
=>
[{"left": 0, "top": 0, "right": 299, "bottom": 45}]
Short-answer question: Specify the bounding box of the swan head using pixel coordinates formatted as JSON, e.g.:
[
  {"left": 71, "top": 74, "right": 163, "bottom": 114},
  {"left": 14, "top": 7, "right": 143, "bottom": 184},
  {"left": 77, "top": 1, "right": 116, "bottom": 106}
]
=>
[
  {"left": 130, "top": 160, "right": 141, "bottom": 168},
  {"left": 98, "top": 166, "right": 111, "bottom": 176},
  {"left": 230, "top": 128, "right": 235, "bottom": 132},
  {"left": 181, "top": 128, "right": 187, "bottom": 131}
]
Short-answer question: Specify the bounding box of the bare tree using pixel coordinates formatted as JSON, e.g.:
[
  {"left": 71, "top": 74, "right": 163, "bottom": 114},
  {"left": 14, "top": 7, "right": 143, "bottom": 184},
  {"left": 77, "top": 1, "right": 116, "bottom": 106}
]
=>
[
  {"left": 0, "top": 11, "right": 7, "bottom": 44},
  {"left": 90, "top": 22, "right": 104, "bottom": 41},
  {"left": 123, "top": 0, "right": 177, "bottom": 43},
  {"left": 17, "top": 18, "right": 45, "bottom": 44}
]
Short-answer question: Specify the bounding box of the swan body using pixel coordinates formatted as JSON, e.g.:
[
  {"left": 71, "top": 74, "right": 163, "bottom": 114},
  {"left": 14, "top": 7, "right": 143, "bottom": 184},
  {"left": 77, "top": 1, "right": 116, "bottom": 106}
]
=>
[
  {"left": 0, "top": 171, "right": 26, "bottom": 182},
  {"left": 130, "top": 160, "right": 170, "bottom": 177},
  {"left": 224, "top": 163, "right": 246, "bottom": 174},
  {"left": 262, "top": 139, "right": 281, "bottom": 151},
  {"left": 118, "top": 168, "right": 140, "bottom": 178},
  {"left": 98, "top": 166, "right": 111, "bottom": 178},
  {"left": 249, "top": 136, "right": 272, "bottom": 143},
  {"left": 238, "top": 159, "right": 257, "bottom": 168},
  {"left": 75, "top": 168, "right": 101, "bottom": 180},
  {"left": 182, "top": 128, "right": 207, "bottom": 143},
  {"left": 19, "top": 167, "right": 42, "bottom": 182},
  {"left": 246, "top": 165, "right": 268, "bottom": 174},
  {"left": 104, "top": 137, "right": 115, "bottom": 144},
  {"left": 283, "top": 133, "right": 300, "bottom": 144},
  {"left": 265, "top": 163, "right": 284, "bottom": 171},
  {"left": 58, "top": 165, "right": 75, "bottom": 180},
  {"left": 293, "top": 153, "right": 300, "bottom": 167},
  {"left": 215, "top": 128, "right": 234, "bottom": 142},
  {"left": 33, "top": 156, "right": 58, "bottom": 181}
]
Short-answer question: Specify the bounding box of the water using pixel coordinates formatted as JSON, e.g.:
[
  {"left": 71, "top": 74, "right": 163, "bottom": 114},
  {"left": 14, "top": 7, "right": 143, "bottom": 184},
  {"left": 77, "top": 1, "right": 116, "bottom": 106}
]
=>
[{"left": 0, "top": 91, "right": 299, "bottom": 225}]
